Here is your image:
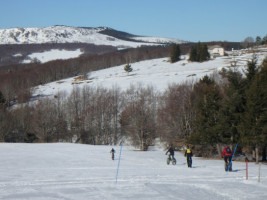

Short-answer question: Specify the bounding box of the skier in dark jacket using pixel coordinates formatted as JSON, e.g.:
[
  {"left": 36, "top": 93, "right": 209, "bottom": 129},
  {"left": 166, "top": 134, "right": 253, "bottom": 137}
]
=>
[
  {"left": 221, "top": 146, "right": 232, "bottom": 163},
  {"left": 110, "top": 148, "right": 115, "bottom": 160},
  {"left": 165, "top": 146, "right": 175, "bottom": 160},
  {"left": 184, "top": 146, "right": 193, "bottom": 168},
  {"left": 221, "top": 145, "right": 233, "bottom": 171}
]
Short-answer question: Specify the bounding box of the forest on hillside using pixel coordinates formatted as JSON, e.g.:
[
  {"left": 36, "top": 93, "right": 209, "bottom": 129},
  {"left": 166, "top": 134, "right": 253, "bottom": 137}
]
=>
[
  {"left": 0, "top": 43, "right": 117, "bottom": 66},
  {"left": 0, "top": 44, "right": 176, "bottom": 105},
  {"left": 0, "top": 42, "right": 241, "bottom": 106},
  {"left": 0, "top": 52, "right": 266, "bottom": 163}
]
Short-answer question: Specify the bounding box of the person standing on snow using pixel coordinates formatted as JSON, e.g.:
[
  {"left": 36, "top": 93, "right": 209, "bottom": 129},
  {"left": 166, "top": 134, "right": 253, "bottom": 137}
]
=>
[
  {"left": 221, "top": 145, "right": 233, "bottom": 171},
  {"left": 110, "top": 148, "right": 115, "bottom": 160},
  {"left": 184, "top": 146, "right": 193, "bottom": 168}
]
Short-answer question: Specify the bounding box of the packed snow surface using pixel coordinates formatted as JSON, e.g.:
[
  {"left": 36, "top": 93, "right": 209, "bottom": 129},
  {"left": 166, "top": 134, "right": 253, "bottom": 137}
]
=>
[{"left": 0, "top": 143, "right": 266, "bottom": 200}]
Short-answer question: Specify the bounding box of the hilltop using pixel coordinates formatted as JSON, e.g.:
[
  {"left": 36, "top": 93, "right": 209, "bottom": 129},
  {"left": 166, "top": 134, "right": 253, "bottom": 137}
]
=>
[
  {"left": 0, "top": 25, "right": 184, "bottom": 47},
  {"left": 0, "top": 25, "right": 185, "bottom": 66}
]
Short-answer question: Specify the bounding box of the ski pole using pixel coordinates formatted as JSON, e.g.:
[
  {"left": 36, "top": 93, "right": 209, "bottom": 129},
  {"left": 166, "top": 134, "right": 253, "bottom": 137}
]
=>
[
  {"left": 227, "top": 143, "right": 238, "bottom": 172},
  {"left": 116, "top": 143, "right": 123, "bottom": 184},
  {"left": 258, "top": 162, "right": 261, "bottom": 183},
  {"left": 245, "top": 157, "right": 248, "bottom": 180}
]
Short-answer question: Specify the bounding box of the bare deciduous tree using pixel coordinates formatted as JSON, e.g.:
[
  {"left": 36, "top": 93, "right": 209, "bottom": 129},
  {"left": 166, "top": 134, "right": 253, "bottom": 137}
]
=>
[
  {"left": 157, "top": 83, "right": 194, "bottom": 146},
  {"left": 120, "top": 85, "right": 157, "bottom": 150},
  {"left": 32, "top": 99, "right": 58, "bottom": 142},
  {"left": 66, "top": 86, "right": 82, "bottom": 141},
  {"left": 242, "top": 36, "right": 255, "bottom": 48}
]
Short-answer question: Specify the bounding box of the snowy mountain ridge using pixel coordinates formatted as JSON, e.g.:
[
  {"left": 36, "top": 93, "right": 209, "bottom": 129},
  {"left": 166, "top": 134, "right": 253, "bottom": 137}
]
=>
[{"left": 0, "top": 25, "right": 185, "bottom": 47}]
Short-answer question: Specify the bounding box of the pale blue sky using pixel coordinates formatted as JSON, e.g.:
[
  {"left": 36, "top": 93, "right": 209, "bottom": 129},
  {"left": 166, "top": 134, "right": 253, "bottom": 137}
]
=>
[{"left": 0, "top": 0, "right": 266, "bottom": 42}]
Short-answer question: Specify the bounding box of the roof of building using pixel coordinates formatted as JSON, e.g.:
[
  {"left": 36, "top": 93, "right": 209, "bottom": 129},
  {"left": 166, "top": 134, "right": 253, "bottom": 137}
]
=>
[{"left": 208, "top": 45, "right": 224, "bottom": 50}]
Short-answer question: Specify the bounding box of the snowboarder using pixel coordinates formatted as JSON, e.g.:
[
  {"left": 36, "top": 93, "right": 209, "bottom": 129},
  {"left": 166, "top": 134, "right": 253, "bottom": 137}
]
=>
[
  {"left": 184, "top": 146, "right": 193, "bottom": 168},
  {"left": 110, "top": 148, "right": 115, "bottom": 160},
  {"left": 221, "top": 145, "right": 232, "bottom": 171}
]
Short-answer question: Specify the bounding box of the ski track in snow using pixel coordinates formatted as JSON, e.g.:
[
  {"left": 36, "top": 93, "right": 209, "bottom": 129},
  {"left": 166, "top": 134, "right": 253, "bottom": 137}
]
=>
[{"left": 0, "top": 143, "right": 266, "bottom": 200}]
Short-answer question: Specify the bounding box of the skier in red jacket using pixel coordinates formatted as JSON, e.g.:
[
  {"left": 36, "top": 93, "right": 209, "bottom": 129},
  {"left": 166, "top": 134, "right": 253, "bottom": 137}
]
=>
[{"left": 221, "top": 146, "right": 232, "bottom": 171}]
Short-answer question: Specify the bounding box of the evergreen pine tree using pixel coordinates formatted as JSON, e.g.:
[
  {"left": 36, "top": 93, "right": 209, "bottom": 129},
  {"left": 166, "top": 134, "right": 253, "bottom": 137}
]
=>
[
  {"left": 0, "top": 91, "right": 5, "bottom": 105},
  {"left": 189, "top": 75, "right": 223, "bottom": 145},
  {"left": 255, "top": 36, "right": 261, "bottom": 46},
  {"left": 244, "top": 55, "right": 258, "bottom": 83},
  {"left": 196, "top": 42, "right": 202, "bottom": 62},
  {"left": 189, "top": 42, "right": 210, "bottom": 62},
  {"left": 221, "top": 69, "right": 246, "bottom": 145},
  {"left": 124, "top": 63, "right": 133, "bottom": 73},
  {"left": 239, "top": 59, "right": 267, "bottom": 161},
  {"left": 189, "top": 46, "right": 197, "bottom": 62},
  {"left": 199, "top": 44, "right": 210, "bottom": 62},
  {"left": 170, "top": 44, "right": 181, "bottom": 63},
  {"left": 261, "top": 35, "right": 267, "bottom": 45}
]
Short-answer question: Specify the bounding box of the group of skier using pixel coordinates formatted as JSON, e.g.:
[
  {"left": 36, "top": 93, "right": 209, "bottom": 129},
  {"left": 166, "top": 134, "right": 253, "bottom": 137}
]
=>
[
  {"left": 165, "top": 144, "right": 233, "bottom": 170},
  {"left": 110, "top": 144, "right": 233, "bottom": 171},
  {"left": 165, "top": 145, "right": 193, "bottom": 167}
]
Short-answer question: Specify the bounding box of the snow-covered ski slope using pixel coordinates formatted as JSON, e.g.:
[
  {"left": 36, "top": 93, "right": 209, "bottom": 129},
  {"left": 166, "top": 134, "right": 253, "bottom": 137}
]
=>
[
  {"left": 33, "top": 47, "right": 267, "bottom": 99},
  {"left": 0, "top": 143, "right": 266, "bottom": 200}
]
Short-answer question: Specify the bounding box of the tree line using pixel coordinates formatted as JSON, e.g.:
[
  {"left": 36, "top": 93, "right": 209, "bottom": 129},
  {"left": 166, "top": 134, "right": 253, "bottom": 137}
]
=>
[
  {"left": 0, "top": 55, "right": 266, "bottom": 162},
  {"left": 170, "top": 42, "right": 213, "bottom": 63},
  {"left": 0, "top": 43, "right": 117, "bottom": 66},
  {"left": 242, "top": 34, "right": 267, "bottom": 48},
  {"left": 188, "top": 56, "right": 267, "bottom": 162}
]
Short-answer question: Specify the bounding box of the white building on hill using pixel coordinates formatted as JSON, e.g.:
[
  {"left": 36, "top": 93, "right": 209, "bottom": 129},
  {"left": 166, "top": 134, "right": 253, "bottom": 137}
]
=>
[{"left": 208, "top": 45, "right": 225, "bottom": 58}]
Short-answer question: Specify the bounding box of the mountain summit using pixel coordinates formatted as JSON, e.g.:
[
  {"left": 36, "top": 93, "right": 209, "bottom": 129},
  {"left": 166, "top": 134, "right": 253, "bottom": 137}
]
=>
[{"left": 0, "top": 26, "right": 185, "bottom": 48}]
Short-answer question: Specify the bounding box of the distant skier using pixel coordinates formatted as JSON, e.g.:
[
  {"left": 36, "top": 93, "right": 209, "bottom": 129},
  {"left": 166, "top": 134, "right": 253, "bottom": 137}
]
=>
[
  {"left": 221, "top": 145, "right": 232, "bottom": 171},
  {"left": 110, "top": 148, "right": 115, "bottom": 160},
  {"left": 184, "top": 146, "right": 193, "bottom": 168}
]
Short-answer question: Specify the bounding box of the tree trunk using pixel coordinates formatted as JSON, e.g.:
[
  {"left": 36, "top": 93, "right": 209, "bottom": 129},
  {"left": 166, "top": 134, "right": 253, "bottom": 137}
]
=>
[
  {"left": 255, "top": 146, "right": 259, "bottom": 164},
  {"left": 216, "top": 144, "right": 222, "bottom": 158},
  {"left": 230, "top": 144, "right": 234, "bottom": 152},
  {"left": 252, "top": 150, "right": 256, "bottom": 161},
  {"left": 262, "top": 146, "right": 266, "bottom": 162}
]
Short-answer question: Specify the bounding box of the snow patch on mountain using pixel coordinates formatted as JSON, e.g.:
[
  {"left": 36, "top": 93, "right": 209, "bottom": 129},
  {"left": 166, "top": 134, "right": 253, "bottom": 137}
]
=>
[
  {"left": 23, "top": 49, "right": 83, "bottom": 63},
  {"left": 131, "top": 36, "right": 184, "bottom": 44}
]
